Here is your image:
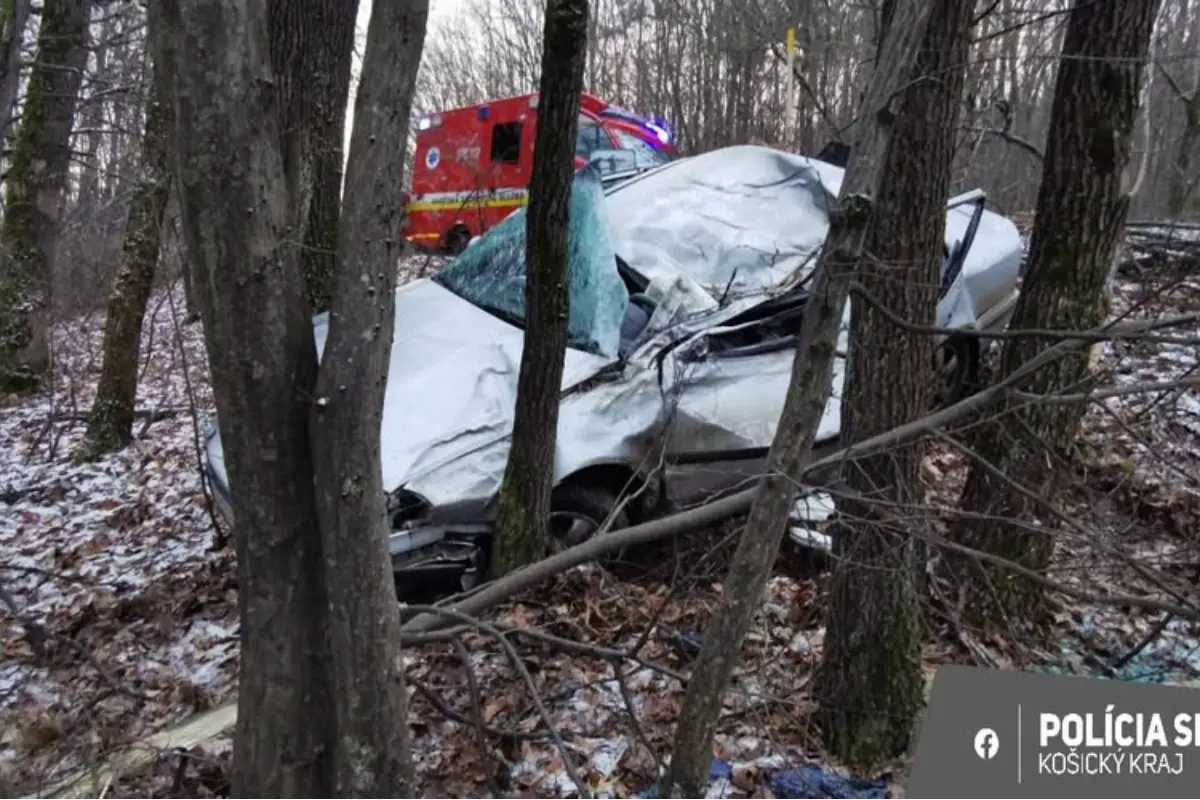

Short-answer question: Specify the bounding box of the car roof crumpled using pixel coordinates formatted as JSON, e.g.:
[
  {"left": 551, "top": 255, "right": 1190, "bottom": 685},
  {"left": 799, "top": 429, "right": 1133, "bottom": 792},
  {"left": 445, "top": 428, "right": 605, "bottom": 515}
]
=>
[{"left": 604, "top": 145, "right": 842, "bottom": 302}]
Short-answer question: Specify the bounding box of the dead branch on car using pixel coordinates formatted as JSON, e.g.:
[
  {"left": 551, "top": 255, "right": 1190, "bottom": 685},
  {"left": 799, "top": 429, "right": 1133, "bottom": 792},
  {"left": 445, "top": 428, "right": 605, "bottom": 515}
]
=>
[{"left": 401, "top": 310, "right": 1200, "bottom": 634}]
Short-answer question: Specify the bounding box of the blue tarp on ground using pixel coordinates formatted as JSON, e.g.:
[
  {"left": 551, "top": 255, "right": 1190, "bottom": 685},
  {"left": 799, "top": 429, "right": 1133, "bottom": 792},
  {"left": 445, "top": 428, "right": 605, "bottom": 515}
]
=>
[
  {"left": 1050, "top": 616, "right": 1200, "bottom": 684},
  {"left": 636, "top": 757, "right": 888, "bottom": 799}
]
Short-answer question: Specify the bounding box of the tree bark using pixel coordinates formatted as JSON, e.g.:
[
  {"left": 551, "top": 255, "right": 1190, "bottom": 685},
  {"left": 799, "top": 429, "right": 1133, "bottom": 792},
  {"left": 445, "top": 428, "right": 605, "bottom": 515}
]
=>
[
  {"left": 0, "top": 0, "right": 92, "bottom": 394},
  {"left": 81, "top": 77, "right": 172, "bottom": 459},
  {"left": 147, "top": 0, "right": 336, "bottom": 795},
  {"left": 488, "top": 0, "right": 590, "bottom": 578},
  {"left": 269, "top": 0, "right": 359, "bottom": 314},
  {"left": 952, "top": 0, "right": 1162, "bottom": 625},
  {"left": 303, "top": 108, "right": 349, "bottom": 314},
  {"left": 0, "top": 0, "right": 33, "bottom": 139},
  {"left": 813, "top": 0, "right": 974, "bottom": 771},
  {"left": 1167, "top": 93, "right": 1199, "bottom": 218},
  {"left": 77, "top": 14, "right": 110, "bottom": 206},
  {"left": 309, "top": 0, "right": 428, "bottom": 794},
  {"left": 661, "top": 1, "right": 935, "bottom": 794}
]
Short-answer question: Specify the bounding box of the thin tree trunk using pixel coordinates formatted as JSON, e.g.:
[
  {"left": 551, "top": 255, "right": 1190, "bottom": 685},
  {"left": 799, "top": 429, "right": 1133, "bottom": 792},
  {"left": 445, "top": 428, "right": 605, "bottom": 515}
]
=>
[
  {"left": 269, "top": 0, "right": 358, "bottom": 314},
  {"left": 308, "top": 0, "right": 428, "bottom": 793},
  {"left": 302, "top": 108, "right": 348, "bottom": 314},
  {"left": 148, "top": 0, "right": 336, "bottom": 794},
  {"left": 0, "top": 0, "right": 92, "bottom": 394},
  {"left": 813, "top": 0, "right": 974, "bottom": 771},
  {"left": 171, "top": 195, "right": 202, "bottom": 323},
  {"left": 661, "top": 1, "right": 935, "bottom": 793},
  {"left": 300, "top": 7, "right": 356, "bottom": 315},
  {"left": 1167, "top": 95, "right": 1199, "bottom": 217},
  {"left": 952, "top": 0, "right": 1162, "bottom": 625},
  {"left": 0, "top": 0, "right": 34, "bottom": 139},
  {"left": 78, "top": 12, "right": 109, "bottom": 206},
  {"left": 488, "top": 0, "right": 590, "bottom": 578},
  {"left": 80, "top": 77, "right": 172, "bottom": 459}
]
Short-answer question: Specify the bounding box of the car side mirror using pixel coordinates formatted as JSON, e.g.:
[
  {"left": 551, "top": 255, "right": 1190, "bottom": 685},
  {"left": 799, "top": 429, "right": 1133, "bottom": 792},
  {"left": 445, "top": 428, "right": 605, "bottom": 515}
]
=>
[{"left": 589, "top": 148, "right": 638, "bottom": 175}]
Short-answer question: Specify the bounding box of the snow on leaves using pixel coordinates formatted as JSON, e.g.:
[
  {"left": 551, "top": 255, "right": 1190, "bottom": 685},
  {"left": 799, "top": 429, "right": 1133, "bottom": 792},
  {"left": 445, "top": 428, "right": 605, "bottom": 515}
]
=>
[{"left": 2, "top": 247, "right": 1199, "bottom": 797}]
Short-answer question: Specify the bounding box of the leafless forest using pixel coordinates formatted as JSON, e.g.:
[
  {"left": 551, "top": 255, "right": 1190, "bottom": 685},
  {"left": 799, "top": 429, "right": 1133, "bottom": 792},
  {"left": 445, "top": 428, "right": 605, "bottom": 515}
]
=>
[{"left": 0, "top": 0, "right": 1198, "bottom": 796}]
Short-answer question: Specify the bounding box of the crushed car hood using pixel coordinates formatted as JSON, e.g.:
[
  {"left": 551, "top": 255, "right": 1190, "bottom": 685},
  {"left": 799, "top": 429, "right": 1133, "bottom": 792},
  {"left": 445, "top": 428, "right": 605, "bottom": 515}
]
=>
[
  {"left": 203, "top": 279, "right": 613, "bottom": 501},
  {"left": 316, "top": 280, "right": 613, "bottom": 494}
]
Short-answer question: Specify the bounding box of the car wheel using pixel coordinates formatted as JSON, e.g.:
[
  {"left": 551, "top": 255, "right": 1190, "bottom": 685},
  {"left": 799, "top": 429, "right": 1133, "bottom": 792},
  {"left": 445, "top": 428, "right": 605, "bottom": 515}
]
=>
[
  {"left": 446, "top": 225, "right": 471, "bottom": 255},
  {"left": 547, "top": 483, "right": 630, "bottom": 553},
  {"left": 934, "top": 334, "right": 979, "bottom": 409}
]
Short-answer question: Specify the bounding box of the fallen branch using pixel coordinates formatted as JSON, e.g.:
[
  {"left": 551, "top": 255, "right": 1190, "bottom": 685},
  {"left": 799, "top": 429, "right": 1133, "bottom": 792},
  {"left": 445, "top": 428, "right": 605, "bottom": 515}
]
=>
[
  {"left": 0, "top": 577, "right": 147, "bottom": 704},
  {"left": 20, "top": 703, "right": 236, "bottom": 800},
  {"left": 56, "top": 407, "right": 190, "bottom": 424},
  {"left": 401, "top": 605, "right": 591, "bottom": 799},
  {"left": 52, "top": 311, "right": 1195, "bottom": 800},
  {"left": 400, "top": 310, "right": 1200, "bottom": 634},
  {"left": 408, "top": 677, "right": 549, "bottom": 742},
  {"left": 851, "top": 281, "right": 1200, "bottom": 346},
  {"left": 449, "top": 636, "right": 500, "bottom": 796}
]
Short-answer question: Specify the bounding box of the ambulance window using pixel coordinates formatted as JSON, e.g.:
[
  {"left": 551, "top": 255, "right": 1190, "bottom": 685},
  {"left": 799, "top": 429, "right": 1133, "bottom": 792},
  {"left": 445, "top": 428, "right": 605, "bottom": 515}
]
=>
[
  {"left": 490, "top": 122, "right": 522, "bottom": 164},
  {"left": 611, "top": 128, "right": 671, "bottom": 168},
  {"left": 576, "top": 118, "right": 606, "bottom": 160}
]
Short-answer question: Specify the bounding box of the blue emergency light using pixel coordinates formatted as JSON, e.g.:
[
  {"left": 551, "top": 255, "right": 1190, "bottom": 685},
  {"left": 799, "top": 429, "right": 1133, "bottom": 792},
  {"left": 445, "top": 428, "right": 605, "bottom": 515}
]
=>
[
  {"left": 478, "top": 105, "right": 490, "bottom": 121},
  {"left": 599, "top": 106, "right": 673, "bottom": 147},
  {"left": 645, "top": 120, "right": 672, "bottom": 145}
]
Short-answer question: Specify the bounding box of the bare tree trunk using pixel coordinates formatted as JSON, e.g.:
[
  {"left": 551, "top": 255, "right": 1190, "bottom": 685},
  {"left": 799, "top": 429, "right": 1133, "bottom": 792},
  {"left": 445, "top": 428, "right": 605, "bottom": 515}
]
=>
[
  {"left": 302, "top": 108, "right": 348, "bottom": 314},
  {"left": 309, "top": 0, "right": 428, "bottom": 793},
  {"left": 269, "top": 0, "right": 358, "bottom": 314},
  {"left": 147, "top": 0, "right": 336, "bottom": 794},
  {"left": 952, "top": 0, "right": 1162, "bottom": 626},
  {"left": 78, "top": 10, "right": 109, "bottom": 205},
  {"left": 1167, "top": 94, "right": 1199, "bottom": 218},
  {"left": 0, "top": 0, "right": 92, "bottom": 394},
  {"left": 488, "top": 0, "right": 590, "bottom": 578},
  {"left": 300, "top": 9, "right": 356, "bottom": 315},
  {"left": 81, "top": 77, "right": 171, "bottom": 459},
  {"left": 813, "top": 0, "right": 974, "bottom": 770},
  {"left": 0, "top": 0, "right": 33, "bottom": 138},
  {"left": 661, "top": 1, "right": 935, "bottom": 794}
]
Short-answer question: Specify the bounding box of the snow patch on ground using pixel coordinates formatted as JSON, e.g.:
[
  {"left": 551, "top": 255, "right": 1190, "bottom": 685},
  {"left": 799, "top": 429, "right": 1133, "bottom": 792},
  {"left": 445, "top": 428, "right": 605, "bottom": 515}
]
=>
[
  {"left": 1, "top": 254, "right": 444, "bottom": 792},
  {"left": 2, "top": 247, "right": 1199, "bottom": 797}
]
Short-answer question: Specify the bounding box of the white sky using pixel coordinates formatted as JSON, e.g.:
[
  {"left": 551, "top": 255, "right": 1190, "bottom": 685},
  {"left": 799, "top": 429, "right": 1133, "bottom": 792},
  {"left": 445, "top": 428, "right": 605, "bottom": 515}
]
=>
[
  {"left": 354, "top": 0, "right": 464, "bottom": 56},
  {"left": 345, "top": 0, "right": 464, "bottom": 157}
]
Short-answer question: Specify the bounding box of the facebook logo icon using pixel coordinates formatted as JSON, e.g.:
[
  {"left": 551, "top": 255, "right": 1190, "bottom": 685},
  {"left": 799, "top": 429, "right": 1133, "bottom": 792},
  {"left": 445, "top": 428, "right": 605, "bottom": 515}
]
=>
[{"left": 973, "top": 727, "right": 999, "bottom": 760}]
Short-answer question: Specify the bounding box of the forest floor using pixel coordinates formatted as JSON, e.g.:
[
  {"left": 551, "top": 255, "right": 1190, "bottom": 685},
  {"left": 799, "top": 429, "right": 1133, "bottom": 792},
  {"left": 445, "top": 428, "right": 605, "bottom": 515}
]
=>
[{"left": 2, "top": 245, "right": 1198, "bottom": 798}]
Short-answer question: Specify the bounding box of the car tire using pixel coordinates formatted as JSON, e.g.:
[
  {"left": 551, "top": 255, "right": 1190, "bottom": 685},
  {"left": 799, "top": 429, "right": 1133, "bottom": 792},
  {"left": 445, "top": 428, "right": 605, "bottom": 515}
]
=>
[
  {"left": 934, "top": 334, "right": 979, "bottom": 409},
  {"left": 547, "top": 482, "right": 630, "bottom": 553}
]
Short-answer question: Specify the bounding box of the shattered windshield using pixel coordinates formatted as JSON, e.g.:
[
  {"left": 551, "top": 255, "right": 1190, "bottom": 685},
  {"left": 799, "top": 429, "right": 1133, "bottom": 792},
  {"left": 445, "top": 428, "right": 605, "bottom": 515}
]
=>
[{"left": 433, "top": 167, "right": 630, "bottom": 360}]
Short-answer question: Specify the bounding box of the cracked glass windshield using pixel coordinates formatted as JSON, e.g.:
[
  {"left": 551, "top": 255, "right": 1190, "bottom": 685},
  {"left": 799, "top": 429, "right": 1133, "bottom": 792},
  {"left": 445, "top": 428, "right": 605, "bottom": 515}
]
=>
[{"left": 432, "top": 167, "right": 630, "bottom": 360}]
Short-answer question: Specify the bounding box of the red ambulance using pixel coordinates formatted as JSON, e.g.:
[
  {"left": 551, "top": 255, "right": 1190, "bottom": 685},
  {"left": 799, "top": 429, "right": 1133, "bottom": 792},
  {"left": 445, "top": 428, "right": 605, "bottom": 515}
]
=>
[{"left": 402, "top": 92, "right": 676, "bottom": 254}]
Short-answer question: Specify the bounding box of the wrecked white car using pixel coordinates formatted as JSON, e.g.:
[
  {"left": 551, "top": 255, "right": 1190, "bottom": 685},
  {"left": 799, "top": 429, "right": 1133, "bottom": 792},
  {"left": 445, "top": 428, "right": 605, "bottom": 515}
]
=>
[{"left": 201, "top": 145, "right": 1024, "bottom": 594}]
